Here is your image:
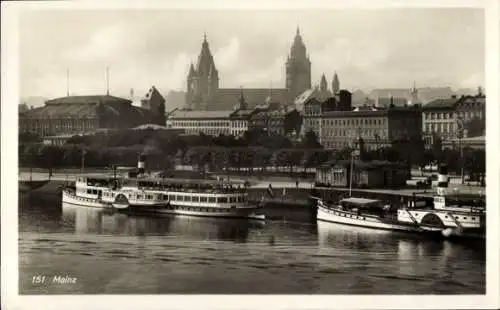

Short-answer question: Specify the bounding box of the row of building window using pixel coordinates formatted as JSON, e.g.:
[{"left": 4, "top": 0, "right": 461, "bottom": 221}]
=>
[
  {"left": 22, "top": 120, "right": 97, "bottom": 132},
  {"left": 184, "top": 128, "right": 231, "bottom": 136},
  {"left": 172, "top": 120, "right": 230, "bottom": 127},
  {"left": 320, "top": 128, "right": 389, "bottom": 138},
  {"left": 321, "top": 118, "right": 387, "bottom": 126},
  {"left": 100, "top": 190, "right": 247, "bottom": 203},
  {"left": 423, "top": 110, "right": 482, "bottom": 120},
  {"left": 306, "top": 118, "right": 387, "bottom": 128},
  {"left": 425, "top": 122, "right": 459, "bottom": 134},
  {"left": 231, "top": 121, "right": 248, "bottom": 128}
]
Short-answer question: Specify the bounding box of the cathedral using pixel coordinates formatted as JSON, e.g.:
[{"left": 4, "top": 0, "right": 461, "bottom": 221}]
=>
[{"left": 185, "top": 27, "right": 334, "bottom": 111}]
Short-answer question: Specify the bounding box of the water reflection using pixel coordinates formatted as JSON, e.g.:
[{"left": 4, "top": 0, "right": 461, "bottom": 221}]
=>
[
  {"left": 316, "top": 220, "right": 397, "bottom": 251},
  {"left": 61, "top": 204, "right": 264, "bottom": 242}
]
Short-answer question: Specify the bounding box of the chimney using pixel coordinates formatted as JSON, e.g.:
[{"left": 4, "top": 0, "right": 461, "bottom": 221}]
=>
[
  {"left": 138, "top": 153, "right": 146, "bottom": 174},
  {"left": 436, "top": 164, "right": 449, "bottom": 196}
]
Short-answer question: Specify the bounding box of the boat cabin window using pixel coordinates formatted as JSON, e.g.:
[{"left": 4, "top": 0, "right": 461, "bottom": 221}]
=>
[
  {"left": 200, "top": 197, "right": 208, "bottom": 203},
  {"left": 86, "top": 178, "right": 109, "bottom": 187},
  {"left": 217, "top": 197, "right": 228, "bottom": 203},
  {"left": 177, "top": 195, "right": 183, "bottom": 202},
  {"left": 192, "top": 196, "right": 200, "bottom": 202},
  {"left": 208, "top": 197, "right": 216, "bottom": 203},
  {"left": 229, "top": 197, "right": 237, "bottom": 203},
  {"left": 184, "top": 196, "right": 191, "bottom": 202}
]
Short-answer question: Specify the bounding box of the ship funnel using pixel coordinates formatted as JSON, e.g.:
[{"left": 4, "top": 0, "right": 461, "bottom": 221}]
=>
[
  {"left": 138, "top": 154, "right": 146, "bottom": 174},
  {"left": 436, "top": 164, "right": 449, "bottom": 196}
]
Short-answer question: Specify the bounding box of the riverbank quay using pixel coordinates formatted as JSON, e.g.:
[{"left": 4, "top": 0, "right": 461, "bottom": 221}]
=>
[
  {"left": 19, "top": 171, "right": 485, "bottom": 202},
  {"left": 19, "top": 179, "right": 486, "bottom": 225}
]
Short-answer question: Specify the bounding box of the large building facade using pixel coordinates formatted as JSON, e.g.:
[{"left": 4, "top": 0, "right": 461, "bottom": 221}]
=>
[
  {"left": 301, "top": 90, "right": 353, "bottom": 137},
  {"left": 185, "top": 28, "right": 314, "bottom": 111},
  {"left": 140, "top": 86, "right": 166, "bottom": 125},
  {"left": 19, "top": 94, "right": 162, "bottom": 137},
  {"left": 167, "top": 110, "right": 233, "bottom": 136},
  {"left": 421, "top": 91, "right": 485, "bottom": 147},
  {"left": 317, "top": 106, "right": 422, "bottom": 150}
]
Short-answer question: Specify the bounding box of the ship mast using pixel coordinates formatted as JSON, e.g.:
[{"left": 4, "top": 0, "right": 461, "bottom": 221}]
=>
[
  {"left": 349, "top": 148, "right": 355, "bottom": 197},
  {"left": 349, "top": 134, "right": 361, "bottom": 197}
]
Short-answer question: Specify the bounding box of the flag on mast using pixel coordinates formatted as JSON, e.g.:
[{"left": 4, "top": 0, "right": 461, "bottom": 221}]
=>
[{"left": 267, "top": 184, "right": 274, "bottom": 198}]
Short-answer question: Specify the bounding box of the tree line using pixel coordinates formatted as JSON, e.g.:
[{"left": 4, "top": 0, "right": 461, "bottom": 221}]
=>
[{"left": 18, "top": 128, "right": 485, "bottom": 183}]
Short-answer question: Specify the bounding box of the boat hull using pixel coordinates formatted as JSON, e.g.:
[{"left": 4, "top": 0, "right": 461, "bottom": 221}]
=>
[
  {"left": 317, "top": 205, "right": 421, "bottom": 233},
  {"left": 62, "top": 190, "right": 109, "bottom": 208},
  {"left": 397, "top": 208, "right": 485, "bottom": 240}
]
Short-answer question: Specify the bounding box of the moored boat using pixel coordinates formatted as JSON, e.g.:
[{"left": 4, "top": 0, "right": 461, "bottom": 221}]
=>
[
  {"left": 313, "top": 149, "right": 485, "bottom": 240},
  {"left": 314, "top": 196, "right": 436, "bottom": 234},
  {"left": 397, "top": 165, "right": 485, "bottom": 240},
  {"left": 61, "top": 154, "right": 265, "bottom": 220}
]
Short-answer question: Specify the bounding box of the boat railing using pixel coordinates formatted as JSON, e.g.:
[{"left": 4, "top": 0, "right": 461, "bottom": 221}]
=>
[{"left": 135, "top": 185, "right": 246, "bottom": 194}]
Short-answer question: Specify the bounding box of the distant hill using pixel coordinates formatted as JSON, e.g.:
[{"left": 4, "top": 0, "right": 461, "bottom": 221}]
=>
[{"left": 368, "top": 87, "right": 453, "bottom": 104}]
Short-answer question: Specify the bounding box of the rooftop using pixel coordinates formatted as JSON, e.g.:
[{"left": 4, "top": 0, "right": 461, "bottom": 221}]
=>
[
  {"left": 211, "top": 88, "right": 289, "bottom": 110},
  {"left": 45, "top": 95, "right": 131, "bottom": 105},
  {"left": 19, "top": 94, "right": 155, "bottom": 120},
  {"left": 169, "top": 109, "right": 234, "bottom": 119},
  {"left": 423, "top": 95, "right": 485, "bottom": 110}
]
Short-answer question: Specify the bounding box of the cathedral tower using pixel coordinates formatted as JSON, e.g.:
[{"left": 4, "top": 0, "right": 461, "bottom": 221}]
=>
[
  {"left": 286, "top": 26, "right": 312, "bottom": 102},
  {"left": 186, "top": 33, "right": 219, "bottom": 110},
  {"left": 332, "top": 72, "right": 340, "bottom": 95}
]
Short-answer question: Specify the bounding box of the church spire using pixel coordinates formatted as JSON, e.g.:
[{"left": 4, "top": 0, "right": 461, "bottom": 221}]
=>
[
  {"left": 238, "top": 86, "right": 247, "bottom": 110},
  {"left": 320, "top": 73, "right": 327, "bottom": 92},
  {"left": 188, "top": 63, "right": 195, "bottom": 77},
  {"left": 196, "top": 32, "right": 216, "bottom": 76},
  {"left": 332, "top": 72, "right": 340, "bottom": 95}
]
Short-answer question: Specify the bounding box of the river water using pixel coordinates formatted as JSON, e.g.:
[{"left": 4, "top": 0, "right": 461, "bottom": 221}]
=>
[{"left": 19, "top": 192, "right": 485, "bottom": 294}]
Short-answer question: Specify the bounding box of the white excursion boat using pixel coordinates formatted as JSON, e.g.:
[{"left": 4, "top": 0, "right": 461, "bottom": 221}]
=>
[
  {"left": 61, "top": 155, "right": 265, "bottom": 220},
  {"left": 314, "top": 196, "right": 433, "bottom": 234},
  {"left": 397, "top": 167, "right": 485, "bottom": 240},
  {"left": 313, "top": 150, "right": 485, "bottom": 240}
]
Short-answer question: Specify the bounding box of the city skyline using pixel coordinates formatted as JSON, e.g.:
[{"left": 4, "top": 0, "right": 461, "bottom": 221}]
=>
[{"left": 19, "top": 8, "right": 484, "bottom": 100}]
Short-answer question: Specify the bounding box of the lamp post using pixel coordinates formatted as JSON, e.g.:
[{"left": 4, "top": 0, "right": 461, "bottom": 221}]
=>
[
  {"left": 456, "top": 117, "right": 465, "bottom": 184},
  {"left": 81, "top": 148, "right": 86, "bottom": 175}
]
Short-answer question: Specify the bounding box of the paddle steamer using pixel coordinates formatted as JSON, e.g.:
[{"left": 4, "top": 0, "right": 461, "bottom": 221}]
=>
[
  {"left": 313, "top": 151, "right": 485, "bottom": 239},
  {"left": 62, "top": 155, "right": 265, "bottom": 220},
  {"left": 397, "top": 166, "right": 485, "bottom": 239}
]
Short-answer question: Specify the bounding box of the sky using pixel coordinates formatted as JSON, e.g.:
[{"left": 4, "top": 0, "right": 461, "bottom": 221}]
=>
[{"left": 18, "top": 8, "right": 485, "bottom": 99}]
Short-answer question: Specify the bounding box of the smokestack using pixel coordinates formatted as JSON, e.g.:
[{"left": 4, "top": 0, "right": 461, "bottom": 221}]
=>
[
  {"left": 138, "top": 154, "right": 146, "bottom": 174},
  {"left": 106, "top": 66, "right": 110, "bottom": 96},
  {"left": 66, "top": 68, "right": 70, "bottom": 96},
  {"left": 436, "top": 164, "right": 449, "bottom": 196}
]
